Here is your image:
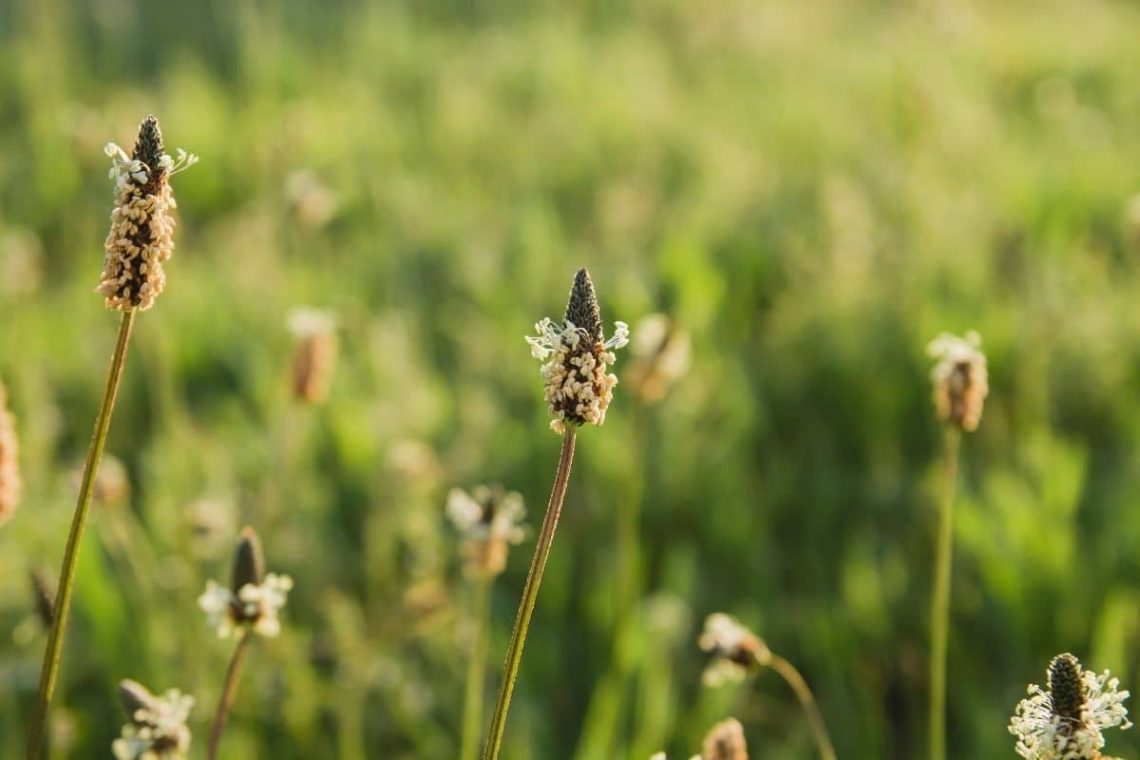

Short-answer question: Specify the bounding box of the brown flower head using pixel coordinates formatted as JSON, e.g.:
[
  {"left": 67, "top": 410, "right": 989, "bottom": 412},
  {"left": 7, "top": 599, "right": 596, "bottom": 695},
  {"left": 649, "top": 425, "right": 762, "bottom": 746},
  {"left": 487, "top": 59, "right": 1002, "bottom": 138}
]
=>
[
  {"left": 198, "top": 527, "right": 293, "bottom": 638},
  {"left": 446, "top": 485, "right": 527, "bottom": 578},
  {"left": 927, "top": 331, "right": 989, "bottom": 432},
  {"left": 0, "top": 381, "right": 21, "bottom": 524},
  {"left": 288, "top": 307, "right": 338, "bottom": 404},
  {"left": 98, "top": 116, "right": 197, "bottom": 311},
  {"left": 702, "top": 718, "right": 749, "bottom": 760},
  {"left": 526, "top": 268, "right": 630, "bottom": 434},
  {"left": 698, "top": 613, "right": 771, "bottom": 687}
]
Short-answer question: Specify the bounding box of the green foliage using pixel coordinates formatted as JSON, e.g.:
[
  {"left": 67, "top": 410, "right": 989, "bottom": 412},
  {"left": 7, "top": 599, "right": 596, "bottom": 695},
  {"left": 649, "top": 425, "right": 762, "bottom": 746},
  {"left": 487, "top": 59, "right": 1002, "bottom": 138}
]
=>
[{"left": 3, "top": 0, "right": 1140, "bottom": 756}]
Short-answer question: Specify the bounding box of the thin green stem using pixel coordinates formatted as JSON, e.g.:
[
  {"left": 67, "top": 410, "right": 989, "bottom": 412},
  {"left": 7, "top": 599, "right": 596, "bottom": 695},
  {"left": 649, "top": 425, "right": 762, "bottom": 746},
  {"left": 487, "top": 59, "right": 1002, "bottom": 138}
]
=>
[
  {"left": 929, "top": 427, "right": 961, "bottom": 760},
  {"left": 208, "top": 633, "right": 252, "bottom": 760},
  {"left": 460, "top": 578, "right": 492, "bottom": 760},
  {"left": 482, "top": 429, "right": 577, "bottom": 760},
  {"left": 768, "top": 654, "right": 837, "bottom": 760},
  {"left": 26, "top": 309, "right": 136, "bottom": 760}
]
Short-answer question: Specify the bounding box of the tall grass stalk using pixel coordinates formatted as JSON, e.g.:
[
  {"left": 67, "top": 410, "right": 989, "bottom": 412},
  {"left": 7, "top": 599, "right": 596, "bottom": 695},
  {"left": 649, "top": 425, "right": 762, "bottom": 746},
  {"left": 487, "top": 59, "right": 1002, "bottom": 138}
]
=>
[
  {"left": 482, "top": 429, "right": 577, "bottom": 759},
  {"left": 207, "top": 634, "right": 252, "bottom": 760},
  {"left": 929, "top": 427, "right": 961, "bottom": 760},
  {"left": 768, "top": 654, "right": 837, "bottom": 760},
  {"left": 460, "top": 578, "right": 492, "bottom": 760},
  {"left": 26, "top": 309, "right": 137, "bottom": 759}
]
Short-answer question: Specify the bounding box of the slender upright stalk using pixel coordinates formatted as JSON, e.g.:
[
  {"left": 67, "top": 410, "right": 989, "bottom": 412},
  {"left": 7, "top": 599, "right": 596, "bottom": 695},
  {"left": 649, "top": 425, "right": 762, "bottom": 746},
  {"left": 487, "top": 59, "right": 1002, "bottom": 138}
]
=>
[
  {"left": 460, "top": 578, "right": 492, "bottom": 760},
  {"left": 27, "top": 309, "right": 137, "bottom": 760},
  {"left": 768, "top": 654, "right": 837, "bottom": 760},
  {"left": 929, "top": 427, "right": 961, "bottom": 760},
  {"left": 482, "top": 429, "right": 577, "bottom": 760},
  {"left": 208, "top": 634, "right": 252, "bottom": 760}
]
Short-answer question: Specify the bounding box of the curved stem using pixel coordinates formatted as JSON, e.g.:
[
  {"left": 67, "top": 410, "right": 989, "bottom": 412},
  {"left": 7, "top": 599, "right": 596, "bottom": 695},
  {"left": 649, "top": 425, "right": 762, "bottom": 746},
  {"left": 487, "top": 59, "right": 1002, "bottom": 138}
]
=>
[
  {"left": 768, "top": 654, "right": 837, "bottom": 760},
  {"left": 460, "top": 578, "right": 492, "bottom": 760},
  {"left": 27, "top": 309, "right": 136, "bottom": 760},
  {"left": 208, "top": 634, "right": 252, "bottom": 760},
  {"left": 929, "top": 427, "right": 961, "bottom": 760},
  {"left": 482, "top": 429, "right": 577, "bottom": 760}
]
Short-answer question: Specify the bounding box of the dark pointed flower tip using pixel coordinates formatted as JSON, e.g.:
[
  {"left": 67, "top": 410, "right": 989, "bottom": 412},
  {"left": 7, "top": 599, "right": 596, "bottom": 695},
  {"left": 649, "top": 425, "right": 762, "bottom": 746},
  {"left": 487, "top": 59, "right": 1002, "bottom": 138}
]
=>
[
  {"left": 231, "top": 526, "right": 265, "bottom": 593},
  {"left": 131, "top": 115, "right": 165, "bottom": 175},
  {"left": 29, "top": 568, "right": 55, "bottom": 629},
  {"left": 565, "top": 267, "right": 603, "bottom": 342},
  {"left": 1048, "top": 652, "right": 1086, "bottom": 721},
  {"left": 118, "top": 679, "right": 156, "bottom": 718}
]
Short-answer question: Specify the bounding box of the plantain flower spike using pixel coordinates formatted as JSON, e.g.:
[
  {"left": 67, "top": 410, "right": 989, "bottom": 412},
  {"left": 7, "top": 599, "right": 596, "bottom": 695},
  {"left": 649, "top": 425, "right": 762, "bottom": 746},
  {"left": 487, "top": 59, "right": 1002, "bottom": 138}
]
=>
[
  {"left": 702, "top": 718, "right": 749, "bottom": 760},
  {"left": 927, "top": 330, "right": 989, "bottom": 432},
  {"left": 98, "top": 116, "right": 197, "bottom": 311},
  {"left": 698, "top": 613, "right": 772, "bottom": 687},
  {"left": 526, "top": 268, "right": 630, "bottom": 434},
  {"left": 0, "top": 381, "right": 21, "bottom": 524},
  {"left": 446, "top": 485, "right": 527, "bottom": 578},
  {"left": 197, "top": 527, "right": 293, "bottom": 639},
  {"left": 112, "top": 679, "right": 195, "bottom": 760},
  {"left": 288, "top": 307, "right": 338, "bottom": 404},
  {"left": 1009, "top": 652, "right": 1131, "bottom": 759}
]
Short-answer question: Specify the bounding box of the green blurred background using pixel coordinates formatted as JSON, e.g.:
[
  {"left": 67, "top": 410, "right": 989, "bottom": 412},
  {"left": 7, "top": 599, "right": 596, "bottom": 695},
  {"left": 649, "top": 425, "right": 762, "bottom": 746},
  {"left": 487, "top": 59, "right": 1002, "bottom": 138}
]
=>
[{"left": 3, "top": 0, "right": 1140, "bottom": 757}]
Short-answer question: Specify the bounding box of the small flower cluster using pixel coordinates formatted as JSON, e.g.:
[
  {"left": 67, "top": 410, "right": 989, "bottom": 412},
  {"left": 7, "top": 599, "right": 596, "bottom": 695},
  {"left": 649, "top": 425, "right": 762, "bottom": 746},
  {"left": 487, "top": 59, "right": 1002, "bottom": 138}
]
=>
[
  {"left": 0, "top": 381, "right": 20, "bottom": 523},
  {"left": 198, "top": 528, "right": 293, "bottom": 638},
  {"left": 698, "top": 613, "right": 771, "bottom": 687},
  {"left": 1009, "top": 653, "right": 1131, "bottom": 760},
  {"left": 526, "top": 269, "right": 629, "bottom": 434},
  {"left": 98, "top": 116, "right": 197, "bottom": 311},
  {"left": 447, "top": 485, "right": 527, "bottom": 578},
  {"left": 111, "top": 680, "right": 194, "bottom": 760},
  {"left": 927, "top": 330, "right": 989, "bottom": 432},
  {"left": 649, "top": 717, "right": 749, "bottom": 760}
]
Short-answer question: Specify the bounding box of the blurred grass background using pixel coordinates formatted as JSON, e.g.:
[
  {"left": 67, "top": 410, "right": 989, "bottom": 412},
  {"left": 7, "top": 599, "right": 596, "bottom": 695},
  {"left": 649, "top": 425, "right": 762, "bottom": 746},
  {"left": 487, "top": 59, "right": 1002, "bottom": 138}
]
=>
[{"left": 2, "top": 0, "right": 1140, "bottom": 757}]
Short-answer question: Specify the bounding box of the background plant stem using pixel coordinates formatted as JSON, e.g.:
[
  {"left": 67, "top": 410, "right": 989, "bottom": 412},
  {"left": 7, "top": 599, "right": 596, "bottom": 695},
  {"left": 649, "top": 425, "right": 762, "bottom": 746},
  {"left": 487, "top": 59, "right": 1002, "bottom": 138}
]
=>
[
  {"left": 929, "top": 426, "right": 961, "bottom": 760},
  {"left": 208, "top": 633, "right": 252, "bottom": 760},
  {"left": 26, "top": 309, "right": 136, "bottom": 760},
  {"left": 769, "top": 654, "right": 837, "bottom": 760},
  {"left": 482, "top": 428, "right": 577, "bottom": 760},
  {"left": 460, "top": 577, "right": 492, "bottom": 760}
]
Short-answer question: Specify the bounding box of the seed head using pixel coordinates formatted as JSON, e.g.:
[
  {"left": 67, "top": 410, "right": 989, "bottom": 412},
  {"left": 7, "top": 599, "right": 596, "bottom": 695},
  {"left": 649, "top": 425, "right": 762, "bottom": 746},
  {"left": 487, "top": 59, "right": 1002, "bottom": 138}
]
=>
[
  {"left": 98, "top": 115, "right": 197, "bottom": 311},
  {"left": 927, "top": 331, "right": 989, "bottom": 432},
  {"left": 446, "top": 485, "right": 527, "bottom": 578},
  {"left": 288, "top": 307, "right": 338, "bottom": 404},
  {"left": 702, "top": 717, "right": 749, "bottom": 760},
  {"left": 698, "top": 613, "right": 772, "bottom": 687},
  {"left": 0, "top": 381, "right": 21, "bottom": 524},
  {"left": 526, "top": 268, "right": 630, "bottom": 434}
]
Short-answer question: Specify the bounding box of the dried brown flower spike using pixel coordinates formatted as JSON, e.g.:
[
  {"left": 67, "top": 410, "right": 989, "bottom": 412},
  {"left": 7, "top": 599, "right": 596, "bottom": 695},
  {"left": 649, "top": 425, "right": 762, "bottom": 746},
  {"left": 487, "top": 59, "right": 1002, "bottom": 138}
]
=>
[
  {"left": 98, "top": 116, "right": 197, "bottom": 311},
  {"left": 526, "top": 268, "right": 630, "bottom": 434},
  {"left": 288, "top": 308, "right": 338, "bottom": 404},
  {"left": 0, "top": 381, "right": 21, "bottom": 524}
]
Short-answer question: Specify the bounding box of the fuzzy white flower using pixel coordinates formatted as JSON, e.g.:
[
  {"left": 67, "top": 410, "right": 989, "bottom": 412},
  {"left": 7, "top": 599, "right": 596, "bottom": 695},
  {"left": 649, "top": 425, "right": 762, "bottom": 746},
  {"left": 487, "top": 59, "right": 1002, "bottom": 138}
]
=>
[
  {"left": 112, "top": 683, "right": 194, "bottom": 760},
  {"left": 447, "top": 485, "right": 527, "bottom": 577},
  {"left": 197, "top": 573, "right": 294, "bottom": 639},
  {"left": 1009, "top": 653, "right": 1131, "bottom": 759},
  {"left": 926, "top": 330, "right": 989, "bottom": 432},
  {"left": 698, "top": 613, "right": 771, "bottom": 687}
]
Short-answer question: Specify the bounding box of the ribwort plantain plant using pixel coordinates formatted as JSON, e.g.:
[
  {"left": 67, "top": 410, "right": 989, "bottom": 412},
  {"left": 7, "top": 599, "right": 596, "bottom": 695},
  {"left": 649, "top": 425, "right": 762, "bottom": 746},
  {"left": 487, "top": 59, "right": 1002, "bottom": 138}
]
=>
[
  {"left": 26, "top": 116, "right": 196, "bottom": 760},
  {"left": 698, "top": 613, "right": 836, "bottom": 760},
  {"left": 481, "top": 268, "right": 629, "bottom": 760},
  {"left": 198, "top": 527, "right": 293, "bottom": 760},
  {"left": 925, "top": 330, "right": 988, "bottom": 760},
  {"left": 447, "top": 486, "right": 528, "bottom": 760}
]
